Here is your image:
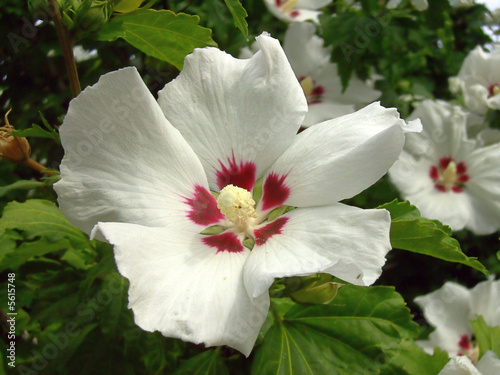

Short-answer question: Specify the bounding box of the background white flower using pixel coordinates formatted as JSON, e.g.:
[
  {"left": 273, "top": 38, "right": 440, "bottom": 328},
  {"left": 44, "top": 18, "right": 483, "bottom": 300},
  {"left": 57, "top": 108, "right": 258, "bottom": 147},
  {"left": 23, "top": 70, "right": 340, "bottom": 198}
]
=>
[
  {"left": 241, "top": 22, "right": 381, "bottom": 127},
  {"left": 451, "top": 46, "right": 500, "bottom": 114},
  {"left": 55, "top": 34, "right": 412, "bottom": 355},
  {"left": 263, "top": 0, "right": 332, "bottom": 23},
  {"left": 438, "top": 352, "right": 500, "bottom": 375},
  {"left": 389, "top": 99, "right": 500, "bottom": 234},
  {"left": 415, "top": 278, "right": 500, "bottom": 360}
]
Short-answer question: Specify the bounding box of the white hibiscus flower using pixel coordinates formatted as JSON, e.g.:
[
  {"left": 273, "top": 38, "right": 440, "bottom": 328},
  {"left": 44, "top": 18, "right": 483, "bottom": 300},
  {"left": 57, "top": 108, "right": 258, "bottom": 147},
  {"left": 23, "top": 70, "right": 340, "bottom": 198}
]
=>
[
  {"left": 389, "top": 99, "right": 500, "bottom": 234},
  {"left": 451, "top": 45, "right": 500, "bottom": 114},
  {"left": 439, "top": 352, "right": 500, "bottom": 375},
  {"left": 415, "top": 278, "right": 500, "bottom": 361},
  {"left": 55, "top": 33, "right": 416, "bottom": 355},
  {"left": 263, "top": 0, "right": 332, "bottom": 23}
]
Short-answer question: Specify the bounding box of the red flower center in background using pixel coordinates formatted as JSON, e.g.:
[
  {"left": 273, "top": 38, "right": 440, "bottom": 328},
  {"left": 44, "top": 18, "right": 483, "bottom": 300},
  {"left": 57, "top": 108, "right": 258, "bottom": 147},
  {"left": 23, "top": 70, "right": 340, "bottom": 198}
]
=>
[{"left": 429, "top": 157, "right": 469, "bottom": 193}]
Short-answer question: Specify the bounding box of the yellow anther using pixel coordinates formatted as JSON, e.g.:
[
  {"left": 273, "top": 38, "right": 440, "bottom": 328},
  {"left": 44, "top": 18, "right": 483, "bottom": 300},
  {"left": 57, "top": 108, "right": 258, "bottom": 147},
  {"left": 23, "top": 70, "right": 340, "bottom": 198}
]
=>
[{"left": 217, "top": 185, "right": 257, "bottom": 230}]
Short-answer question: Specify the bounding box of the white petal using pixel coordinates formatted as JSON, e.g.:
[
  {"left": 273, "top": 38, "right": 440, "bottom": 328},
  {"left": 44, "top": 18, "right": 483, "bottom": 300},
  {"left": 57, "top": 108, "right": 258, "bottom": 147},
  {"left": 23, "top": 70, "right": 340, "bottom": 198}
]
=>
[
  {"left": 96, "top": 222, "right": 269, "bottom": 356},
  {"left": 405, "top": 100, "right": 471, "bottom": 160},
  {"left": 469, "top": 278, "right": 500, "bottom": 327},
  {"left": 389, "top": 151, "right": 435, "bottom": 196},
  {"left": 477, "top": 351, "right": 500, "bottom": 375},
  {"left": 261, "top": 102, "right": 406, "bottom": 209},
  {"left": 438, "top": 356, "right": 481, "bottom": 375},
  {"left": 158, "top": 33, "right": 307, "bottom": 192},
  {"left": 296, "top": 0, "right": 332, "bottom": 8},
  {"left": 244, "top": 204, "right": 392, "bottom": 298},
  {"left": 284, "top": 22, "right": 330, "bottom": 77},
  {"left": 415, "top": 282, "right": 473, "bottom": 354},
  {"left": 54, "top": 67, "right": 209, "bottom": 234},
  {"left": 263, "top": 0, "right": 330, "bottom": 23}
]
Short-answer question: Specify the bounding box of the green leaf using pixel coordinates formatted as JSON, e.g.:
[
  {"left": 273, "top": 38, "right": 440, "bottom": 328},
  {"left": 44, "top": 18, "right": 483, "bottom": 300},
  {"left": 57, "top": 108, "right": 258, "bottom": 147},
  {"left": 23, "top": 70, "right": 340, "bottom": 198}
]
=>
[
  {"left": 173, "top": 349, "right": 230, "bottom": 375},
  {"left": 100, "top": 272, "right": 129, "bottom": 335},
  {"left": 12, "top": 123, "right": 60, "bottom": 144},
  {"left": 223, "top": 0, "right": 248, "bottom": 37},
  {"left": 470, "top": 315, "right": 500, "bottom": 359},
  {"left": 0, "top": 238, "right": 71, "bottom": 272},
  {"left": 252, "top": 285, "right": 419, "bottom": 375},
  {"left": 97, "top": 9, "right": 217, "bottom": 70},
  {"left": 0, "top": 179, "right": 47, "bottom": 197},
  {"left": 381, "top": 341, "right": 449, "bottom": 375},
  {"left": 0, "top": 199, "right": 90, "bottom": 249},
  {"left": 379, "top": 200, "right": 488, "bottom": 275}
]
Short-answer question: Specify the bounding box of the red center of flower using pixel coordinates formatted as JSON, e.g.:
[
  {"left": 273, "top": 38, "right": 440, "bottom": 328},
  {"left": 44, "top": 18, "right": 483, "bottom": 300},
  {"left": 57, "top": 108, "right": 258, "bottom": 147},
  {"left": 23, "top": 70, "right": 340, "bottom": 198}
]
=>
[
  {"left": 186, "top": 156, "right": 292, "bottom": 254},
  {"left": 299, "top": 76, "right": 325, "bottom": 105},
  {"left": 488, "top": 83, "right": 500, "bottom": 97},
  {"left": 261, "top": 172, "right": 290, "bottom": 211},
  {"left": 216, "top": 152, "right": 256, "bottom": 191},
  {"left": 429, "top": 157, "right": 469, "bottom": 193},
  {"left": 202, "top": 232, "right": 244, "bottom": 253},
  {"left": 254, "top": 217, "right": 288, "bottom": 246},
  {"left": 458, "top": 333, "right": 471, "bottom": 353},
  {"left": 184, "top": 185, "right": 224, "bottom": 225}
]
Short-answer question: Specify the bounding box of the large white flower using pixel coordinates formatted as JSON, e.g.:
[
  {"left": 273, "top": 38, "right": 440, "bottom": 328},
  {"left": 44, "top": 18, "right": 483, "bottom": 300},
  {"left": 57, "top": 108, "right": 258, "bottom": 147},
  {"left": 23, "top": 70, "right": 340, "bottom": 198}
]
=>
[
  {"left": 451, "top": 46, "right": 500, "bottom": 114},
  {"left": 415, "top": 278, "right": 500, "bottom": 361},
  {"left": 439, "top": 351, "right": 500, "bottom": 375},
  {"left": 55, "top": 33, "right": 414, "bottom": 355},
  {"left": 389, "top": 99, "right": 500, "bottom": 234},
  {"left": 263, "top": 0, "right": 332, "bottom": 23}
]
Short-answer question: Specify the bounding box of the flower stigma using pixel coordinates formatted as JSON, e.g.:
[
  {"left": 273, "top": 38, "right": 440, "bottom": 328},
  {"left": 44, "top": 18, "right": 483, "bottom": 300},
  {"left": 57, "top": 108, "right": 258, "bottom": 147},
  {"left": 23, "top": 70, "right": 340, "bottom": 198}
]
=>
[
  {"left": 441, "top": 160, "right": 457, "bottom": 188},
  {"left": 217, "top": 184, "right": 257, "bottom": 234},
  {"left": 276, "top": 0, "right": 298, "bottom": 14}
]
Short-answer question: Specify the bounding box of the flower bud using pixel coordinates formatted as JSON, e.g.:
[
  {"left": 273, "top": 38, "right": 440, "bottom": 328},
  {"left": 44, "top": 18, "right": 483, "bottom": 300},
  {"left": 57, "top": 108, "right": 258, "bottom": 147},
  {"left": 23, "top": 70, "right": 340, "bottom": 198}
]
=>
[
  {"left": 286, "top": 274, "right": 343, "bottom": 305},
  {"left": 0, "top": 110, "right": 31, "bottom": 163}
]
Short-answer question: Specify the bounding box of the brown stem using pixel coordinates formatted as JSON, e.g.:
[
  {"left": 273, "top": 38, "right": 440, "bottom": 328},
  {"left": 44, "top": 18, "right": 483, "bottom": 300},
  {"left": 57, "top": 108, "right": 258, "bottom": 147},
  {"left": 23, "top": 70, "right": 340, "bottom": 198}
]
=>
[
  {"left": 48, "top": 0, "right": 81, "bottom": 98},
  {"left": 25, "top": 158, "right": 56, "bottom": 176}
]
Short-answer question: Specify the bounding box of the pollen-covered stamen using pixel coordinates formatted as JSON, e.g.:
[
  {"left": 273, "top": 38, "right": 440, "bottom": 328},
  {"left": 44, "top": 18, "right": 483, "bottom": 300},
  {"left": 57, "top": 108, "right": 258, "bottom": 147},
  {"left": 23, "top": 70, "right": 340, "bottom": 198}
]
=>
[
  {"left": 276, "top": 0, "right": 298, "bottom": 13},
  {"left": 299, "top": 76, "right": 325, "bottom": 105},
  {"left": 217, "top": 184, "right": 257, "bottom": 233},
  {"left": 429, "top": 157, "right": 469, "bottom": 193},
  {"left": 488, "top": 83, "right": 500, "bottom": 98}
]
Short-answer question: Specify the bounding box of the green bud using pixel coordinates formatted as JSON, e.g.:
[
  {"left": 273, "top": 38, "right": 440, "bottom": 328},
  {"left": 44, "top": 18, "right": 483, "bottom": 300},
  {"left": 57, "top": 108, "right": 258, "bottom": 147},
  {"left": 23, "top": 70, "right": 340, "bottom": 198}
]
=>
[
  {"left": 286, "top": 274, "right": 343, "bottom": 305},
  {"left": 77, "top": 6, "right": 108, "bottom": 33}
]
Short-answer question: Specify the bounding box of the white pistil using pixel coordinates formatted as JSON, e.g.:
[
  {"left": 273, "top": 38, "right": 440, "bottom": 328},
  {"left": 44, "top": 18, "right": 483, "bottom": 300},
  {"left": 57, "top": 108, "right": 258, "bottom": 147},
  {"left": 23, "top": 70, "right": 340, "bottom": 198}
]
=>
[
  {"left": 300, "top": 76, "right": 315, "bottom": 98},
  {"left": 280, "top": 0, "right": 297, "bottom": 13},
  {"left": 438, "top": 161, "right": 457, "bottom": 191},
  {"left": 492, "top": 85, "right": 500, "bottom": 97},
  {"left": 217, "top": 184, "right": 257, "bottom": 234}
]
